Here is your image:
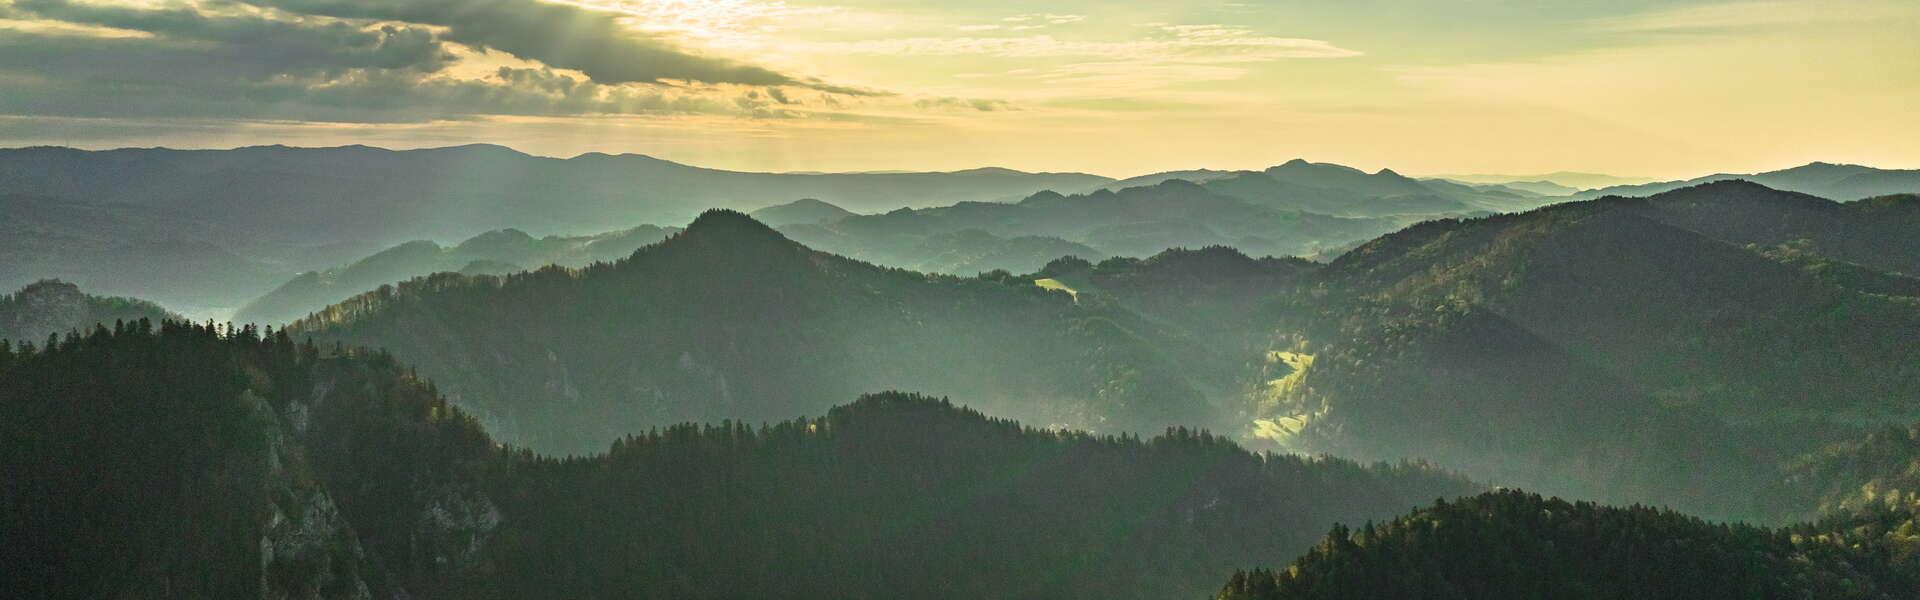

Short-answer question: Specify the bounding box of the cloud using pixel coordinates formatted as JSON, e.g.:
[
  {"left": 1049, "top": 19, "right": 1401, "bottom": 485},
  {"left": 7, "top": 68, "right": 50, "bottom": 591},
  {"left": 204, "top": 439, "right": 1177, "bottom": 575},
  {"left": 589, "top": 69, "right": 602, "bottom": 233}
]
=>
[
  {"left": 808, "top": 24, "right": 1359, "bottom": 62},
  {"left": 913, "top": 97, "right": 1013, "bottom": 112},
  {"left": 8, "top": 0, "right": 456, "bottom": 76},
  {"left": 1588, "top": 0, "right": 1910, "bottom": 34},
  {"left": 240, "top": 0, "right": 819, "bottom": 88},
  {"left": 0, "top": 0, "right": 890, "bottom": 124}
]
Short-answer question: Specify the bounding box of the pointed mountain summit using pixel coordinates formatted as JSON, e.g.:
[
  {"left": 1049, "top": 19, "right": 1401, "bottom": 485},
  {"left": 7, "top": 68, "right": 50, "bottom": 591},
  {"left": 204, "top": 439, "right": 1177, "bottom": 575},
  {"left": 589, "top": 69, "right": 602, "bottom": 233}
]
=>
[
  {"left": 292, "top": 212, "right": 1214, "bottom": 454},
  {"left": 680, "top": 208, "right": 790, "bottom": 240}
]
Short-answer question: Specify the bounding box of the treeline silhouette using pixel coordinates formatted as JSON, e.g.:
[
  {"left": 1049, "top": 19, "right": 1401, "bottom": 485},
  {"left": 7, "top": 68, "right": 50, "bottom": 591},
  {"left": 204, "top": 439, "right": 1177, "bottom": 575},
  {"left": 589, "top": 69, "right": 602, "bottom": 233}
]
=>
[
  {"left": 0, "top": 321, "right": 1474, "bottom": 599},
  {"left": 1216, "top": 489, "right": 1920, "bottom": 599}
]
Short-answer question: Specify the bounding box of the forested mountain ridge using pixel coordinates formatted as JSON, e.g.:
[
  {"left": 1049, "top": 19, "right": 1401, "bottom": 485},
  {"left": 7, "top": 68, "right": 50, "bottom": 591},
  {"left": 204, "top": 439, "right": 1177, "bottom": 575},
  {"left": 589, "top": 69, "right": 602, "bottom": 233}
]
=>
[
  {"left": 779, "top": 179, "right": 1417, "bottom": 275},
  {"left": 0, "top": 194, "right": 367, "bottom": 318},
  {"left": 233, "top": 224, "right": 679, "bottom": 326},
  {"left": 1197, "top": 160, "right": 1552, "bottom": 217},
  {"left": 1248, "top": 180, "right": 1920, "bottom": 519},
  {"left": 0, "top": 323, "right": 1478, "bottom": 599},
  {"left": 749, "top": 198, "right": 859, "bottom": 226},
  {"left": 1574, "top": 161, "right": 1920, "bottom": 203},
  {"left": 0, "top": 279, "right": 177, "bottom": 343},
  {"left": 1214, "top": 490, "right": 1920, "bottom": 599},
  {"left": 290, "top": 209, "right": 1222, "bottom": 455},
  {"left": 0, "top": 321, "right": 499, "bottom": 599},
  {"left": 4, "top": 147, "right": 1541, "bottom": 319},
  {"left": 490, "top": 393, "right": 1474, "bottom": 598}
]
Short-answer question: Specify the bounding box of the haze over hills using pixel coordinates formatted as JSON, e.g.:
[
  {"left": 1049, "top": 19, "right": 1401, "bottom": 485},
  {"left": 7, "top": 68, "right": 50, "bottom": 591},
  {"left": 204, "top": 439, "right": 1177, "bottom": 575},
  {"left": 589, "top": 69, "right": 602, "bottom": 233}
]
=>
[
  {"left": 1430, "top": 171, "right": 1656, "bottom": 190},
  {"left": 0, "top": 323, "right": 1476, "bottom": 599},
  {"left": 289, "top": 210, "right": 1233, "bottom": 455},
  {"left": 233, "top": 225, "right": 679, "bottom": 326},
  {"left": 0, "top": 279, "right": 177, "bottom": 343},
  {"left": 11, "top": 0, "right": 1920, "bottom": 593},
  {"left": 1250, "top": 181, "right": 1920, "bottom": 519},
  {"left": 3, "top": 145, "right": 1545, "bottom": 320},
  {"left": 0, "top": 145, "right": 1112, "bottom": 244},
  {"left": 747, "top": 198, "right": 859, "bottom": 226},
  {"left": 0, "top": 194, "right": 371, "bottom": 318},
  {"left": 9, "top": 171, "right": 1920, "bottom": 598},
  {"left": 1575, "top": 162, "right": 1920, "bottom": 202}
]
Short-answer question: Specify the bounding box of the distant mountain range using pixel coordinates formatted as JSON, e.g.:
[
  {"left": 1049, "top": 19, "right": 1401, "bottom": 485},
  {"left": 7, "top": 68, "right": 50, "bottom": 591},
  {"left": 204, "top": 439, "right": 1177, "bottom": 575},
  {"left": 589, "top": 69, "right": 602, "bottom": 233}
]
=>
[
  {"left": 233, "top": 225, "right": 678, "bottom": 326},
  {"left": 7, "top": 144, "right": 1916, "bottom": 329},
  {"left": 1575, "top": 161, "right": 1920, "bottom": 201},
  {"left": 747, "top": 198, "right": 859, "bottom": 226},
  {"left": 0, "top": 145, "right": 1529, "bottom": 320},
  {"left": 1430, "top": 170, "right": 1655, "bottom": 190},
  {"left": 778, "top": 180, "right": 1422, "bottom": 276},
  {"left": 0, "top": 145, "right": 1109, "bottom": 244}
]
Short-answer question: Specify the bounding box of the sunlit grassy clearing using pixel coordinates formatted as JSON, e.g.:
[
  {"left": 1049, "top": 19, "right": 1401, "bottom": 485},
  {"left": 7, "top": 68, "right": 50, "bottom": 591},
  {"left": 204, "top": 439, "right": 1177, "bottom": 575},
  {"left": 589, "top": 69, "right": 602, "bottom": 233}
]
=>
[
  {"left": 1034, "top": 278, "right": 1078, "bottom": 301},
  {"left": 1252, "top": 351, "right": 1317, "bottom": 444}
]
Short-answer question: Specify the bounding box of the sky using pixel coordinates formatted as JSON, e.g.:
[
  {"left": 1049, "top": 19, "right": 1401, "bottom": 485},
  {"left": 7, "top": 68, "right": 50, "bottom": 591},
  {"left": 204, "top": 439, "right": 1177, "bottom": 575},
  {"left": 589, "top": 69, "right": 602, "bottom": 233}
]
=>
[{"left": 0, "top": 0, "right": 1915, "bottom": 178}]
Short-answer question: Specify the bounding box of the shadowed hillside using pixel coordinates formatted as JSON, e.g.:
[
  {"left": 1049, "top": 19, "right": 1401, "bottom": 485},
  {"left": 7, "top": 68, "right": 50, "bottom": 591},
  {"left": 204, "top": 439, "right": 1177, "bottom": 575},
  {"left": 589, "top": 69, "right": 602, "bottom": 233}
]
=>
[{"left": 291, "top": 210, "right": 1219, "bottom": 454}]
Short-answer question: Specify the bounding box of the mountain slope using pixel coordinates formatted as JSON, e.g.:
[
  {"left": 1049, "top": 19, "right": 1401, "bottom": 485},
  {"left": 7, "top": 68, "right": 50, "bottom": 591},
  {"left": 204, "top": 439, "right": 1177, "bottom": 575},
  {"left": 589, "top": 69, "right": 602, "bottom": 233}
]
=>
[
  {"left": 1576, "top": 162, "right": 1920, "bottom": 202},
  {"left": 291, "top": 210, "right": 1217, "bottom": 454},
  {"left": 0, "top": 194, "right": 360, "bottom": 318},
  {"left": 493, "top": 393, "right": 1475, "bottom": 599},
  {"left": 748, "top": 198, "right": 859, "bottom": 226},
  {"left": 0, "top": 145, "right": 1111, "bottom": 244},
  {"left": 0, "top": 279, "right": 177, "bottom": 342},
  {"left": 233, "top": 225, "right": 677, "bottom": 326},
  {"left": 1251, "top": 182, "right": 1920, "bottom": 518},
  {"left": 1196, "top": 159, "right": 1554, "bottom": 217},
  {"left": 0, "top": 324, "right": 1477, "bottom": 599},
  {"left": 1215, "top": 490, "right": 1920, "bottom": 599},
  {"left": 785, "top": 180, "right": 1411, "bottom": 273},
  {"left": 0, "top": 322, "right": 499, "bottom": 599}
]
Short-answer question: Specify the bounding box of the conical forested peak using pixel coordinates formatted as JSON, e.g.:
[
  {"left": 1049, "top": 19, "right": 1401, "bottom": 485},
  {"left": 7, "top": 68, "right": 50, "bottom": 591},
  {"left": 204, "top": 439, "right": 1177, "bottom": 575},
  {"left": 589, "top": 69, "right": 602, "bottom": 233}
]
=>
[
  {"left": 1147, "top": 178, "right": 1207, "bottom": 192},
  {"left": 681, "top": 209, "right": 787, "bottom": 241},
  {"left": 1645, "top": 179, "right": 1835, "bottom": 210},
  {"left": 1019, "top": 189, "right": 1069, "bottom": 204}
]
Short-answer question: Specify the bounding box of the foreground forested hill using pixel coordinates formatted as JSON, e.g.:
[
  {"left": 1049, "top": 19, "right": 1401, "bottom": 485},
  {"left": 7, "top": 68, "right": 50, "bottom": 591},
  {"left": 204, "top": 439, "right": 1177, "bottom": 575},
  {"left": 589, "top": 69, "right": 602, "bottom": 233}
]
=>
[
  {"left": 0, "top": 279, "right": 176, "bottom": 343},
  {"left": 1248, "top": 181, "right": 1920, "bottom": 519},
  {"left": 0, "top": 322, "right": 499, "bottom": 599},
  {"left": 0, "top": 323, "right": 1475, "bottom": 599},
  {"left": 1215, "top": 490, "right": 1920, "bottom": 600}
]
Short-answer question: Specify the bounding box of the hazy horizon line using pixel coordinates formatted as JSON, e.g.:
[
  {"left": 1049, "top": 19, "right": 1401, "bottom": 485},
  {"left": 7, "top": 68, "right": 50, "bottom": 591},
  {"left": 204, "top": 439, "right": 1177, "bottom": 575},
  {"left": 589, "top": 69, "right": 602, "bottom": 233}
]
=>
[{"left": 13, "top": 141, "right": 1919, "bottom": 183}]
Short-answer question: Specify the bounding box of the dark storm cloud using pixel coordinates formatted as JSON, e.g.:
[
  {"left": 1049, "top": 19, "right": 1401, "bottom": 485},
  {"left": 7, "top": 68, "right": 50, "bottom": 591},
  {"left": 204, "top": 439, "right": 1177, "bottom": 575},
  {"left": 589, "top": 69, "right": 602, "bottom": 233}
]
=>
[
  {"left": 0, "top": 25, "right": 751, "bottom": 123},
  {"left": 0, "top": 0, "right": 872, "bottom": 123},
  {"left": 236, "top": 0, "right": 837, "bottom": 89},
  {"left": 9, "top": 0, "right": 455, "bottom": 77}
]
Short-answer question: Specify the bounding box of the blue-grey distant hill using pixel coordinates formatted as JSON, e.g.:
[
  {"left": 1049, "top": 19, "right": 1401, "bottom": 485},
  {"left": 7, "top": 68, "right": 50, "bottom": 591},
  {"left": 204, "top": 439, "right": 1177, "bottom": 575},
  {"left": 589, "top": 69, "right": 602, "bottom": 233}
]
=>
[
  {"left": 0, "top": 144, "right": 1113, "bottom": 244},
  {"left": 1574, "top": 162, "right": 1920, "bottom": 201}
]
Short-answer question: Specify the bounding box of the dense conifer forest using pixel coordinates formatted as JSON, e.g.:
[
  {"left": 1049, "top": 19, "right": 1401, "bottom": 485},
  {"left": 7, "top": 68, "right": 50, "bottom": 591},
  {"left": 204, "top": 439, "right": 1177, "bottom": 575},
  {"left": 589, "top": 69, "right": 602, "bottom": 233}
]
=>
[
  {"left": 1215, "top": 490, "right": 1920, "bottom": 599},
  {"left": 0, "top": 323, "right": 1474, "bottom": 598}
]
